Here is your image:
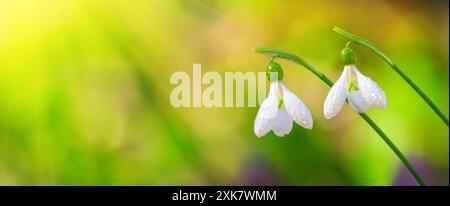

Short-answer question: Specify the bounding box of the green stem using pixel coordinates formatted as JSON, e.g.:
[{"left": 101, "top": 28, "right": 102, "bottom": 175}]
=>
[
  {"left": 253, "top": 47, "right": 426, "bottom": 186},
  {"left": 358, "top": 113, "right": 426, "bottom": 186},
  {"left": 333, "top": 26, "right": 449, "bottom": 126},
  {"left": 252, "top": 48, "right": 334, "bottom": 87}
]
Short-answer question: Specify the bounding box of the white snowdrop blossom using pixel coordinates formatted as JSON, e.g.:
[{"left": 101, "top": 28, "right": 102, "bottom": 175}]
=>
[
  {"left": 254, "top": 80, "right": 313, "bottom": 138},
  {"left": 323, "top": 64, "right": 387, "bottom": 119}
]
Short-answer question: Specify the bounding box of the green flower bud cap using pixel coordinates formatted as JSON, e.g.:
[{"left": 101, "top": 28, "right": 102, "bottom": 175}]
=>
[
  {"left": 266, "top": 61, "right": 284, "bottom": 81},
  {"left": 341, "top": 47, "right": 356, "bottom": 65}
]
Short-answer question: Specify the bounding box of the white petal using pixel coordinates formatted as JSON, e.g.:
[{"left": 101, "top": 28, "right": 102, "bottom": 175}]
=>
[
  {"left": 353, "top": 65, "right": 387, "bottom": 109},
  {"left": 254, "top": 82, "right": 280, "bottom": 137},
  {"left": 323, "top": 66, "right": 349, "bottom": 119},
  {"left": 272, "top": 108, "right": 293, "bottom": 137},
  {"left": 280, "top": 82, "right": 313, "bottom": 129},
  {"left": 347, "top": 91, "right": 371, "bottom": 113}
]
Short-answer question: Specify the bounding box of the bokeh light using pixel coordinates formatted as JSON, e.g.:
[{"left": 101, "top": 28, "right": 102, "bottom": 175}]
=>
[{"left": 0, "top": 0, "right": 448, "bottom": 185}]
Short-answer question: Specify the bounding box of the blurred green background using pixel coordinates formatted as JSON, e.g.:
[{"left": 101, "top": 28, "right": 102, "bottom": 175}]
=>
[{"left": 0, "top": 0, "right": 448, "bottom": 185}]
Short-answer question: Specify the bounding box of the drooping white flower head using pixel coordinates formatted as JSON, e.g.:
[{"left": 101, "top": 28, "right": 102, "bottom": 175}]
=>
[
  {"left": 254, "top": 62, "right": 313, "bottom": 138},
  {"left": 323, "top": 47, "right": 387, "bottom": 119}
]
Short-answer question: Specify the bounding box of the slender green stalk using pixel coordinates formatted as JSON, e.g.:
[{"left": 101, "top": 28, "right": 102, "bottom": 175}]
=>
[
  {"left": 358, "top": 113, "right": 426, "bottom": 186},
  {"left": 333, "top": 26, "right": 449, "bottom": 126},
  {"left": 252, "top": 48, "right": 334, "bottom": 86},
  {"left": 253, "top": 47, "right": 426, "bottom": 186}
]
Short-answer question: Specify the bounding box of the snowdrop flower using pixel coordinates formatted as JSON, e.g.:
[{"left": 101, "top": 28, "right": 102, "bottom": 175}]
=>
[
  {"left": 254, "top": 61, "right": 313, "bottom": 137},
  {"left": 324, "top": 47, "right": 387, "bottom": 119}
]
